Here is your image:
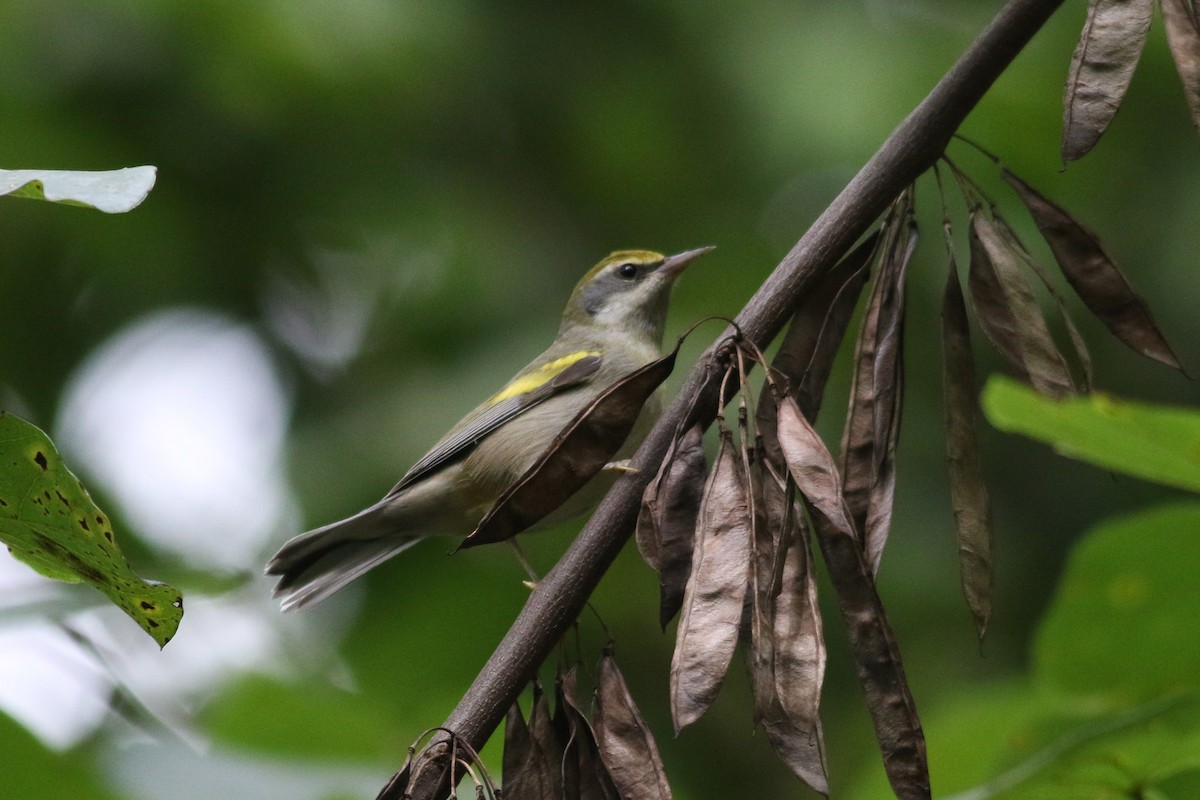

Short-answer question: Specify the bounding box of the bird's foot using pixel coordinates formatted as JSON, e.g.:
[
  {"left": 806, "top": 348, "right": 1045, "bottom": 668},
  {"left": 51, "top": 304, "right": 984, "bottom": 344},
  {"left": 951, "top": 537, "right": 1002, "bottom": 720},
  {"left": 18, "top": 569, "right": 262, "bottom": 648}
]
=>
[
  {"left": 603, "top": 459, "right": 640, "bottom": 475},
  {"left": 508, "top": 538, "right": 540, "bottom": 585}
]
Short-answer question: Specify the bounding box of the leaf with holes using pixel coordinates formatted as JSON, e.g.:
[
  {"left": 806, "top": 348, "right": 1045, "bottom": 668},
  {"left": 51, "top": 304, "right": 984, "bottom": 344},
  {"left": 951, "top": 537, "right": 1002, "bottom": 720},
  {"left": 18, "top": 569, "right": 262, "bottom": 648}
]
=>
[{"left": 0, "top": 412, "right": 183, "bottom": 647}]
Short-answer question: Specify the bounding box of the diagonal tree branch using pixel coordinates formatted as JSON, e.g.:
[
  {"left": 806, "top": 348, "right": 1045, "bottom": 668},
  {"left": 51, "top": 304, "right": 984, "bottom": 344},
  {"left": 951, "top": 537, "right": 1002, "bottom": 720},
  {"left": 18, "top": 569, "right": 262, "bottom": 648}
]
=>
[{"left": 387, "top": 1, "right": 1067, "bottom": 797}]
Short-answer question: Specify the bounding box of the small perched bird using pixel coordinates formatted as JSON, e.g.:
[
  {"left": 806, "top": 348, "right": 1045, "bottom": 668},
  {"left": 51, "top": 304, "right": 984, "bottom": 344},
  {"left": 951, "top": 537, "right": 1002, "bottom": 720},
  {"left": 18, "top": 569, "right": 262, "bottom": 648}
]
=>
[{"left": 266, "top": 247, "right": 711, "bottom": 610}]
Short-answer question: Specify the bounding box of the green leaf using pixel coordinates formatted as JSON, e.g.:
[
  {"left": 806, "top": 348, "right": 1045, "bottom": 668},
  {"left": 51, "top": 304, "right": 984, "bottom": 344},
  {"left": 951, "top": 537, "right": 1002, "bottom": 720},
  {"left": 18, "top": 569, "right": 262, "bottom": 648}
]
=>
[
  {"left": 981, "top": 376, "right": 1200, "bottom": 493},
  {"left": 0, "top": 166, "right": 156, "bottom": 213},
  {"left": 984, "top": 694, "right": 1200, "bottom": 800},
  {"left": 0, "top": 712, "right": 121, "bottom": 800},
  {"left": 0, "top": 412, "right": 182, "bottom": 647},
  {"left": 1035, "top": 503, "right": 1200, "bottom": 704}
]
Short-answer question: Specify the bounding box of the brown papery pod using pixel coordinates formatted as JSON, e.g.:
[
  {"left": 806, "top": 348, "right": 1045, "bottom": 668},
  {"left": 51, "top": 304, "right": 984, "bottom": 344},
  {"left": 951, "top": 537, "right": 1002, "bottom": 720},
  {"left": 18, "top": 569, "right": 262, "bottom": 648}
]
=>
[
  {"left": 739, "top": 598, "right": 830, "bottom": 797},
  {"left": 635, "top": 489, "right": 661, "bottom": 574},
  {"left": 966, "top": 213, "right": 1032, "bottom": 382},
  {"left": 669, "top": 428, "right": 752, "bottom": 732},
  {"left": 594, "top": 652, "right": 673, "bottom": 800},
  {"left": 776, "top": 396, "right": 930, "bottom": 800},
  {"left": 839, "top": 231, "right": 891, "bottom": 537},
  {"left": 992, "top": 214, "right": 1095, "bottom": 392},
  {"left": 747, "top": 446, "right": 777, "bottom": 725},
  {"left": 762, "top": 464, "right": 827, "bottom": 757},
  {"left": 553, "top": 680, "right": 580, "bottom": 800},
  {"left": 762, "top": 706, "right": 830, "bottom": 797},
  {"left": 970, "top": 212, "right": 1075, "bottom": 398},
  {"left": 561, "top": 668, "right": 620, "bottom": 800},
  {"left": 839, "top": 197, "right": 912, "bottom": 544},
  {"left": 941, "top": 261, "right": 993, "bottom": 641},
  {"left": 502, "top": 702, "right": 532, "bottom": 797},
  {"left": 1162, "top": 0, "right": 1200, "bottom": 131},
  {"left": 757, "top": 232, "right": 877, "bottom": 464},
  {"left": 463, "top": 343, "right": 680, "bottom": 548},
  {"left": 1001, "top": 169, "right": 1182, "bottom": 371},
  {"left": 861, "top": 221, "right": 915, "bottom": 574},
  {"left": 639, "top": 425, "right": 707, "bottom": 629},
  {"left": 1062, "top": 0, "right": 1153, "bottom": 162},
  {"left": 527, "top": 686, "right": 564, "bottom": 800},
  {"left": 776, "top": 398, "right": 857, "bottom": 537}
]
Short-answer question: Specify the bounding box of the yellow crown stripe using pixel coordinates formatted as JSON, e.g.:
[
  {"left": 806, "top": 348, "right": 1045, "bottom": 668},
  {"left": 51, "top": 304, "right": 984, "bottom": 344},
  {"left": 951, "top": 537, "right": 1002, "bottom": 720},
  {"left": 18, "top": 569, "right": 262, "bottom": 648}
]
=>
[{"left": 488, "top": 350, "right": 602, "bottom": 405}]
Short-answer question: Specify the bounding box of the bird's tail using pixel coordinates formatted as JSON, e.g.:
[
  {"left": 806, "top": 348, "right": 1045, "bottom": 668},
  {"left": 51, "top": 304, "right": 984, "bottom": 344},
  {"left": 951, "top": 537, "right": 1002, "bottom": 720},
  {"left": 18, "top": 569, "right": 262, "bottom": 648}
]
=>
[{"left": 266, "top": 503, "right": 424, "bottom": 611}]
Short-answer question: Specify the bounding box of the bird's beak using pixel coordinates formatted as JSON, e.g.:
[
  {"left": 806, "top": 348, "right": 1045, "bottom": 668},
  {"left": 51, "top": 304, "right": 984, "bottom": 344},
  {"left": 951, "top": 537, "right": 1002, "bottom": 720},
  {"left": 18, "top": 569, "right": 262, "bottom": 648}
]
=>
[{"left": 660, "top": 245, "right": 715, "bottom": 279}]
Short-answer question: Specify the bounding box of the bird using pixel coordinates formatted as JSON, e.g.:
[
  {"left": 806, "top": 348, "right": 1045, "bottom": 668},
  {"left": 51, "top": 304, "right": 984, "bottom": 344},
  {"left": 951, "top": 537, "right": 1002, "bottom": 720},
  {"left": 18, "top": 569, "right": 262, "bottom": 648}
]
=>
[{"left": 266, "top": 246, "right": 712, "bottom": 610}]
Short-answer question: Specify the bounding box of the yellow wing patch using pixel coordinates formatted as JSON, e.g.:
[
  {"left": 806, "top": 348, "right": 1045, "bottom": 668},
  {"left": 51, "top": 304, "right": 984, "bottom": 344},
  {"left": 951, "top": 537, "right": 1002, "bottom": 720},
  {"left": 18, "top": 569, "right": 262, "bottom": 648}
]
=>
[{"left": 488, "top": 351, "right": 601, "bottom": 405}]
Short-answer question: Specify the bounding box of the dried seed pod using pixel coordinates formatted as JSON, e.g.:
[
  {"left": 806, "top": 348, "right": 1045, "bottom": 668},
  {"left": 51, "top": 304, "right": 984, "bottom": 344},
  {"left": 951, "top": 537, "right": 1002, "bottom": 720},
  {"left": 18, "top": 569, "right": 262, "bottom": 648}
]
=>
[
  {"left": 968, "top": 211, "right": 1074, "bottom": 398},
  {"left": 941, "top": 261, "right": 993, "bottom": 640},
  {"left": 594, "top": 653, "right": 672, "bottom": 800},
  {"left": 503, "top": 702, "right": 532, "bottom": 797},
  {"left": 838, "top": 199, "right": 914, "bottom": 574},
  {"left": 520, "top": 686, "right": 562, "bottom": 800},
  {"left": 761, "top": 701, "right": 829, "bottom": 796},
  {"left": 772, "top": 502, "right": 826, "bottom": 736},
  {"left": 1001, "top": 169, "right": 1181, "bottom": 371},
  {"left": 747, "top": 450, "right": 776, "bottom": 725},
  {"left": 862, "top": 220, "right": 914, "bottom": 573},
  {"left": 669, "top": 429, "right": 752, "bottom": 732},
  {"left": 560, "top": 668, "right": 620, "bottom": 800},
  {"left": 638, "top": 425, "right": 708, "bottom": 628},
  {"left": 1162, "top": 0, "right": 1200, "bottom": 131},
  {"left": 1062, "top": 0, "right": 1153, "bottom": 161},
  {"left": 776, "top": 396, "right": 930, "bottom": 800}
]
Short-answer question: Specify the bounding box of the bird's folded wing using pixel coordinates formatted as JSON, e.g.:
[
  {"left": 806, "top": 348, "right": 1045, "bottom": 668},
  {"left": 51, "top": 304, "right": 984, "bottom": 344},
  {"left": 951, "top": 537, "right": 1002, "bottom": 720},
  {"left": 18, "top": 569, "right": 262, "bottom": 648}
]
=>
[{"left": 386, "top": 353, "right": 602, "bottom": 495}]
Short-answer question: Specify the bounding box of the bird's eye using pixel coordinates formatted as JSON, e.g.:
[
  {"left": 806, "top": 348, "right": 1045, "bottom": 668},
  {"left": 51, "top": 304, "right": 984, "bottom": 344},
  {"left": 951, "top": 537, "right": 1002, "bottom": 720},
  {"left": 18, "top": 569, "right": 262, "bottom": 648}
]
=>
[{"left": 617, "top": 263, "right": 638, "bottom": 279}]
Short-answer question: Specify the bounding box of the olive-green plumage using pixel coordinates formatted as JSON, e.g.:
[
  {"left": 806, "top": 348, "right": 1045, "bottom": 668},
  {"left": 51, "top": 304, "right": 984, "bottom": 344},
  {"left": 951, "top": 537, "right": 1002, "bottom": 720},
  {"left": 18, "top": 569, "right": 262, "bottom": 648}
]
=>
[{"left": 266, "top": 246, "right": 711, "bottom": 610}]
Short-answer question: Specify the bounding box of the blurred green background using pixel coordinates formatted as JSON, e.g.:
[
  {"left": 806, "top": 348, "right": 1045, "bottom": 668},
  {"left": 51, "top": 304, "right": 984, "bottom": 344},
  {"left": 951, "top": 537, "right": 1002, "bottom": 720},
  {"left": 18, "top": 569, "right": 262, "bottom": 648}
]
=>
[{"left": 2, "top": 1, "right": 1198, "bottom": 798}]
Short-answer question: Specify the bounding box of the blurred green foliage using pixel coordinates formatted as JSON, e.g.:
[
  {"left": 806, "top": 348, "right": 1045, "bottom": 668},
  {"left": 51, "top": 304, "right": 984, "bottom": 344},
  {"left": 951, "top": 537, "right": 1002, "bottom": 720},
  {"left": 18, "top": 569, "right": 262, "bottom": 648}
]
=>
[
  {"left": 850, "top": 504, "right": 1200, "bottom": 799},
  {"left": 2, "top": 1, "right": 1199, "bottom": 798}
]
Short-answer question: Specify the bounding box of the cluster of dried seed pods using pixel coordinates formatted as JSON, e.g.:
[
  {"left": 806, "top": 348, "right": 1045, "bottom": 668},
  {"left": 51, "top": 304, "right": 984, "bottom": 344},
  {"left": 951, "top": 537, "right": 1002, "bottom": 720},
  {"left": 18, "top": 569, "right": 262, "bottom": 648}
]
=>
[
  {"left": 501, "top": 655, "right": 672, "bottom": 800},
  {"left": 938, "top": 149, "right": 1182, "bottom": 635},
  {"left": 632, "top": 196, "right": 936, "bottom": 798},
  {"left": 1063, "top": 0, "right": 1200, "bottom": 162},
  {"left": 633, "top": 155, "right": 1180, "bottom": 796}
]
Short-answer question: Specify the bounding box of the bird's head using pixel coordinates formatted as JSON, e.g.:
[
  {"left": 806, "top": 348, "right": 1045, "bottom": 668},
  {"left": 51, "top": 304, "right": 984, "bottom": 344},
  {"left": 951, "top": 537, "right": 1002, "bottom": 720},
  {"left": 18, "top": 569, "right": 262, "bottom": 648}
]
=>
[{"left": 561, "top": 246, "right": 713, "bottom": 344}]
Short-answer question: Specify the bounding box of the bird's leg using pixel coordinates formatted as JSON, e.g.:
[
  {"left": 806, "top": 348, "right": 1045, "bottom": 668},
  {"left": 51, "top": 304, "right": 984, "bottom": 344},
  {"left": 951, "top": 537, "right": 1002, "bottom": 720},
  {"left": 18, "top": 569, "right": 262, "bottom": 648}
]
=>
[
  {"left": 507, "top": 538, "right": 540, "bottom": 589},
  {"left": 603, "top": 458, "right": 640, "bottom": 475}
]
